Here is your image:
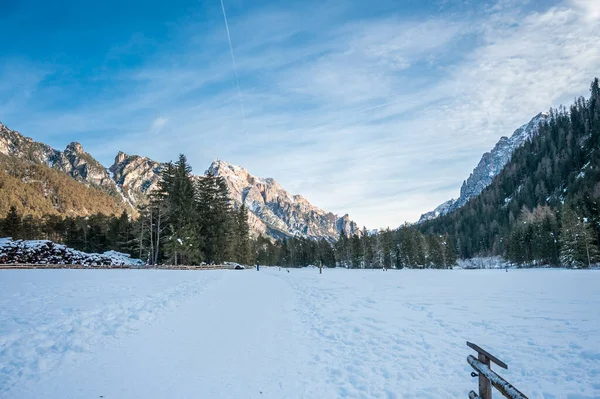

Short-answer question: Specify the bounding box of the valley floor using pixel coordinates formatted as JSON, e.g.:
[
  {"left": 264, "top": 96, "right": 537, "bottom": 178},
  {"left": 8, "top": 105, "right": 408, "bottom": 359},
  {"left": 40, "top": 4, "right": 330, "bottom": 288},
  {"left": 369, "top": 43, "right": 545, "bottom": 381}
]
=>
[{"left": 1, "top": 268, "right": 599, "bottom": 399}]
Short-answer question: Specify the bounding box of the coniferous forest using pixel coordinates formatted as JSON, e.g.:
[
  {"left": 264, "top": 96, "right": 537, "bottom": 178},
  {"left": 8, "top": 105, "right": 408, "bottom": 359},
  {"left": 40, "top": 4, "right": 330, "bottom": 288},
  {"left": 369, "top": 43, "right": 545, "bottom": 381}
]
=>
[{"left": 420, "top": 78, "right": 600, "bottom": 268}]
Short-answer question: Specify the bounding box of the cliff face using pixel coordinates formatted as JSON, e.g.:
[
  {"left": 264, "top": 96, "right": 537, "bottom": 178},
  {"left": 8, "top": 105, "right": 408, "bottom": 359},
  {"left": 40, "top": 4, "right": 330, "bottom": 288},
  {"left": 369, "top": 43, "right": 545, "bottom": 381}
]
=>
[{"left": 109, "top": 152, "right": 163, "bottom": 206}]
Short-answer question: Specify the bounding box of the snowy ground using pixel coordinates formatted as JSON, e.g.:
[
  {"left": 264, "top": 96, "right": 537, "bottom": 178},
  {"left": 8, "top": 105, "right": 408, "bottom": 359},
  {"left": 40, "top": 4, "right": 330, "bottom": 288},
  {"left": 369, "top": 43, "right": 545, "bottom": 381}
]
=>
[{"left": 1, "top": 268, "right": 599, "bottom": 399}]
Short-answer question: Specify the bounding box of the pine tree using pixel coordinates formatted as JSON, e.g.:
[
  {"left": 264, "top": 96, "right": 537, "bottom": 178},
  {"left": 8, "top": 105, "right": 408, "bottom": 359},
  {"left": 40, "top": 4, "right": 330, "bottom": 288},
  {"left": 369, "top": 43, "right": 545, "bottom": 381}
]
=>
[
  {"left": 21, "top": 215, "right": 41, "bottom": 240},
  {"left": 2, "top": 206, "right": 22, "bottom": 239},
  {"left": 235, "top": 204, "right": 252, "bottom": 265},
  {"left": 560, "top": 206, "right": 599, "bottom": 268},
  {"left": 426, "top": 234, "right": 444, "bottom": 268},
  {"left": 361, "top": 227, "right": 374, "bottom": 268}
]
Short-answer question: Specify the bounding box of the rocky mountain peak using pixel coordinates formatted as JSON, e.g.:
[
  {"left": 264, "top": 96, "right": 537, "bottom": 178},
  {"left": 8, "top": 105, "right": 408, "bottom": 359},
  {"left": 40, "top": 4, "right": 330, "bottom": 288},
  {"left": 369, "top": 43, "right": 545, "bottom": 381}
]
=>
[
  {"left": 114, "top": 151, "right": 129, "bottom": 165},
  {"left": 208, "top": 159, "right": 359, "bottom": 240},
  {"left": 109, "top": 152, "right": 162, "bottom": 205},
  {"left": 65, "top": 142, "right": 85, "bottom": 154},
  {"left": 419, "top": 112, "right": 549, "bottom": 223}
]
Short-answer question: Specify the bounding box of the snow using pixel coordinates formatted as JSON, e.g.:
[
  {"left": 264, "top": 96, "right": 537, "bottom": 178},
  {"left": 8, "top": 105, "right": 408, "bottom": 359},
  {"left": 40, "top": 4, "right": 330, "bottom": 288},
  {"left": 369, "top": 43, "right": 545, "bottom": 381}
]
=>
[
  {"left": 1, "top": 268, "right": 599, "bottom": 399},
  {"left": 107, "top": 168, "right": 134, "bottom": 208}
]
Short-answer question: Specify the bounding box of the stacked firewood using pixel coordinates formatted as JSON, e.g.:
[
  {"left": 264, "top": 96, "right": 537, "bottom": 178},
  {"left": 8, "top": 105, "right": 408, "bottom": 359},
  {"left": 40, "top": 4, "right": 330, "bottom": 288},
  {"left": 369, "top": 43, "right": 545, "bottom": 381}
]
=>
[{"left": 0, "top": 238, "right": 143, "bottom": 266}]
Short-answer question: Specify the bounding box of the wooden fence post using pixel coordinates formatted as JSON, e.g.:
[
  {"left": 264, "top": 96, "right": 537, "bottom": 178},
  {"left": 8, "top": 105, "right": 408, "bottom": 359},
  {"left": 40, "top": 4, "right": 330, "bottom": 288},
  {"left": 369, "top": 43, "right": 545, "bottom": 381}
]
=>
[
  {"left": 466, "top": 341, "right": 528, "bottom": 399},
  {"left": 478, "top": 352, "right": 492, "bottom": 399}
]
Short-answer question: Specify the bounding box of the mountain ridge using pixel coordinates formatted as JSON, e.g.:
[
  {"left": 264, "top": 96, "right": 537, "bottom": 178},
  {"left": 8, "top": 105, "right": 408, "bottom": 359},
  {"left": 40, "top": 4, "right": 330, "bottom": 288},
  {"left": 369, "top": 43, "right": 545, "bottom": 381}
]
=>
[
  {"left": 0, "top": 121, "right": 359, "bottom": 240},
  {"left": 418, "top": 112, "right": 549, "bottom": 223}
]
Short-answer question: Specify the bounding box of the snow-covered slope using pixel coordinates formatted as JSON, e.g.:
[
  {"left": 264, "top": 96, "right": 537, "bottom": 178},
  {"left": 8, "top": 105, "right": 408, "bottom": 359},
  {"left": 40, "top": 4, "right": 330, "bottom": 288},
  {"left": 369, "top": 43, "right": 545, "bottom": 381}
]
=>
[
  {"left": 208, "top": 160, "right": 360, "bottom": 240},
  {"left": 418, "top": 199, "right": 456, "bottom": 223},
  {"left": 418, "top": 112, "right": 549, "bottom": 223}
]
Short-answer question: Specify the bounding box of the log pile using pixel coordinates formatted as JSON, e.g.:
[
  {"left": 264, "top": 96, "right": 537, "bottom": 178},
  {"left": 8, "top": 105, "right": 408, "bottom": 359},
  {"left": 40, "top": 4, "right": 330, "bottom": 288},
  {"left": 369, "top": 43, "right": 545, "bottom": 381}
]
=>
[{"left": 0, "top": 238, "right": 144, "bottom": 266}]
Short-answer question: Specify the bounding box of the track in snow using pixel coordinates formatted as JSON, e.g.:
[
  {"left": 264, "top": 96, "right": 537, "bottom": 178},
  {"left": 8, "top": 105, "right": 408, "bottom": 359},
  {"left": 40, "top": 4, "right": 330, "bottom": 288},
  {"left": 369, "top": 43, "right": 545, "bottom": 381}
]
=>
[{"left": 1, "top": 268, "right": 599, "bottom": 399}]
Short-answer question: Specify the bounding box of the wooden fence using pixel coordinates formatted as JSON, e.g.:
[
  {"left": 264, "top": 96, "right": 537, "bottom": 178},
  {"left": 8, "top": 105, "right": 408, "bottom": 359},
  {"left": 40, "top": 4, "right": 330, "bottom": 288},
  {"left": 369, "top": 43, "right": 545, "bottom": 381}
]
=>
[{"left": 467, "top": 342, "right": 528, "bottom": 399}]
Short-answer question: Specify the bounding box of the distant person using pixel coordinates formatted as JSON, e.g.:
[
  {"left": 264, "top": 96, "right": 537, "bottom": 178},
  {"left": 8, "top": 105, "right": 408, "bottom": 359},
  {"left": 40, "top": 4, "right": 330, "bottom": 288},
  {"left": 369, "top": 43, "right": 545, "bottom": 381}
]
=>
[{"left": 256, "top": 262, "right": 260, "bottom": 271}]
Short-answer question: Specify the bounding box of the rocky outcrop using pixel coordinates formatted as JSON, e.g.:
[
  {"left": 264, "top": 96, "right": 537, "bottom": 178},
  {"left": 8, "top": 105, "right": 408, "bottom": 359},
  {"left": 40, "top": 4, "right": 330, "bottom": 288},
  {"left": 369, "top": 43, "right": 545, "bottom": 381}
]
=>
[
  {"left": 0, "top": 121, "right": 57, "bottom": 165},
  {"left": 109, "top": 152, "right": 163, "bottom": 206},
  {"left": 208, "top": 160, "right": 360, "bottom": 240},
  {"left": 418, "top": 112, "right": 549, "bottom": 223},
  {"left": 52, "top": 142, "right": 117, "bottom": 192}
]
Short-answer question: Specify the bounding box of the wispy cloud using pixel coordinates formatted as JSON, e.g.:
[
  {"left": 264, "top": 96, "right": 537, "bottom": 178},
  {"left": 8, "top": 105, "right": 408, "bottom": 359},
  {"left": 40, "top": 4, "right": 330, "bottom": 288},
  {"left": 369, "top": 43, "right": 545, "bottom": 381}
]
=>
[
  {"left": 1, "top": 0, "right": 599, "bottom": 229},
  {"left": 150, "top": 117, "right": 168, "bottom": 133}
]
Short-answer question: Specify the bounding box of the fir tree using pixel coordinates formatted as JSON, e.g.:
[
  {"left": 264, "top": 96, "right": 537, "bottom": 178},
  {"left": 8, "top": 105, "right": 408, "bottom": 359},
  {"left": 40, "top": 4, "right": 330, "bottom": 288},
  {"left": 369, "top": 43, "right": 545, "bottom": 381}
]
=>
[
  {"left": 3, "top": 206, "right": 22, "bottom": 239},
  {"left": 559, "top": 206, "right": 599, "bottom": 268}
]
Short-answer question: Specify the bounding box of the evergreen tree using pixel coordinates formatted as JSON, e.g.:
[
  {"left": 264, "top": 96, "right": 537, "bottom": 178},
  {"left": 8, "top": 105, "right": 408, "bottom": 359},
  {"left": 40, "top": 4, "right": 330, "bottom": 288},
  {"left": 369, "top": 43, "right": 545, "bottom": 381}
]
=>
[
  {"left": 21, "top": 215, "right": 41, "bottom": 240},
  {"left": 235, "top": 204, "right": 252, "bottom": 264},
  {"left": 559, "top": 206, "right": 599, "bottom": 268},
  {"left": 2, "top": 206, "right": 22, "bottom": 239}
]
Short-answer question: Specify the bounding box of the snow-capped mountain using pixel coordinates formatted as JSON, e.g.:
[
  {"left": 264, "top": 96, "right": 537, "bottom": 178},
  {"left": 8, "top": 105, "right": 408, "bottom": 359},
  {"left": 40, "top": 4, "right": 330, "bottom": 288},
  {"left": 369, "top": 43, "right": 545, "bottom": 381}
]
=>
[
  {"left": 418, "top": 112, "right": 549, "bottom": 223},
  {"left": 208, "top": 160, "right": 360, "bottom": 240}
]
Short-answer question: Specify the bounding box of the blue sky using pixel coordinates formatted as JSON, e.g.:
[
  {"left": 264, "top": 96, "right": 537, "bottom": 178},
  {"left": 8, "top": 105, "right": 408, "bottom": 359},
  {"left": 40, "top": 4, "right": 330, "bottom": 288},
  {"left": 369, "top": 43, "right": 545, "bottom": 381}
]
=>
[{"left": 1, "top": 0, "right": 600, "bottom": 228}]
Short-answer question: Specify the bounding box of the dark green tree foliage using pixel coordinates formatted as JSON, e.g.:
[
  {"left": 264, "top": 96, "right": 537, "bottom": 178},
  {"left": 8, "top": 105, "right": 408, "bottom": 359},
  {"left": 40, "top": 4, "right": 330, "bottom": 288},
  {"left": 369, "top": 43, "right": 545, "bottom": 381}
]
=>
[
  {"left": 505, "top": 206, "right": 560, "bottom": 266},
  {"left": 2, "top": 206, "right": 22, "bottom": 238},
  {"left": 559, "top": 206, "right": 599, "bottom": 268},
  {"left": 420, "top": 78, "right": 600, "bottom": 267},
  {"left": 195, "top": 172, "right": 235, "bottom": 264},
  {"left": 254, "top": 224, "right": 459, "bottom": 269},
  {"left": 234, "top": 204, "right": 252, "bottom": 265}
]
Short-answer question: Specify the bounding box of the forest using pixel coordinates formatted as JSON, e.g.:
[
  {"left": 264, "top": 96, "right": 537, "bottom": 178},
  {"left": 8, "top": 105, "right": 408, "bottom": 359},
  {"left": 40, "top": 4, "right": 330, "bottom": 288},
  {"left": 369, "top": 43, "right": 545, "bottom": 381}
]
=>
[{"left": 420, "top": 78, "right": 600, "bottom": 268}]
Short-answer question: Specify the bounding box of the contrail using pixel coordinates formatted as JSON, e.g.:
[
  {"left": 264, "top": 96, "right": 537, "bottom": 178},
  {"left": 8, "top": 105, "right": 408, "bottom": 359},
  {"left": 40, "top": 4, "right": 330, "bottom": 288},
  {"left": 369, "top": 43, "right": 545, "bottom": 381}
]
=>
[
  {"left": 355, "top": 99, "right": 403, "bottom": 114},
  {"left": 219, "top": 0, "right": 247, "bottom": 129}
]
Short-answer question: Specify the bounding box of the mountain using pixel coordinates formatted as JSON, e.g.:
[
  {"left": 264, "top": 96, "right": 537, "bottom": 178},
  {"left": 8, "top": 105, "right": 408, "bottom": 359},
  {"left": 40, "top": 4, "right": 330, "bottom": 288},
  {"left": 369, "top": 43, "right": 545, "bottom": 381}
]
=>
[
  {"left": 0, "top": 121, "right": 120, "bottom": 195},
  {"left": 0, "top": 122, "right": 127, "bottom": 217},
  {"left": 208, "top": 160, "right": 360, "bottom": 240},
  {"left": 420, "top": 78, "right": 600, "bottom": 262},
  {"left": 418, "top": 112, "right": 549, "bottom": 223},
  {"left": 109, "top": 151, "right": 162, "bottom": 206},
  {"left": 1, "top": 121, "right": 359, "bottom": 240}
]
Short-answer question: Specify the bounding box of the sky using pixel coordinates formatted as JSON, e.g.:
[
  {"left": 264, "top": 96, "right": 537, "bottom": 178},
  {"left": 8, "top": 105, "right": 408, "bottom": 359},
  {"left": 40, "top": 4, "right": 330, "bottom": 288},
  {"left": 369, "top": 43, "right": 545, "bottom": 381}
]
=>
[{"left": 1, "top": 0, "right": 600, "bottom": 229}]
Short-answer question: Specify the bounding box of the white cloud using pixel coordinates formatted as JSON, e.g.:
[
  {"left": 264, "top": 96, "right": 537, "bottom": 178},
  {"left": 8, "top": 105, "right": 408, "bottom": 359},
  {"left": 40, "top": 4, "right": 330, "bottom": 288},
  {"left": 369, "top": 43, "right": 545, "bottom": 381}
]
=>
[
  {"left": 569, "top": 0, "right": 600, "bottom": 20},
  {"left": 150, "top": 117, "right": 168, "bottom": 133}
]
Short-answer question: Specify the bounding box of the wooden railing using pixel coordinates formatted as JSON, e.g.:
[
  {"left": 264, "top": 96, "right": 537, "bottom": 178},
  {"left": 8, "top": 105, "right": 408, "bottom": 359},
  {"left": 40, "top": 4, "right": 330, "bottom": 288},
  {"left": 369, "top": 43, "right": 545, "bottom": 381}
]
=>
[{"left": 467, "top": 342, "right": 528, "bottom": 399}]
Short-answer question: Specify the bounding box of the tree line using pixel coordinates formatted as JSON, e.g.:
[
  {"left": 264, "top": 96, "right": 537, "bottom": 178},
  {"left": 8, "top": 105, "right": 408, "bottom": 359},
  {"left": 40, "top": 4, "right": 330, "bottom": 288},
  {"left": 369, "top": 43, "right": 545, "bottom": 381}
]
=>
[
  {"left": 1, "top": 153, "right": 459, "bottom": 268},
  {"left": 254, "top": 226, "right": 457, "bottom": 269}
]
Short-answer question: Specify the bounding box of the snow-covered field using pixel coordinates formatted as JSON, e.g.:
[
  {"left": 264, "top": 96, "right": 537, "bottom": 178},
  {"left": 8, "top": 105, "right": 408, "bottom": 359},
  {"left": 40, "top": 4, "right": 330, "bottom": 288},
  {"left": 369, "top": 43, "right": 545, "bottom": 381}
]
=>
[{"left": 1, "top": 268, "right": 599, "bottom": 399}]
